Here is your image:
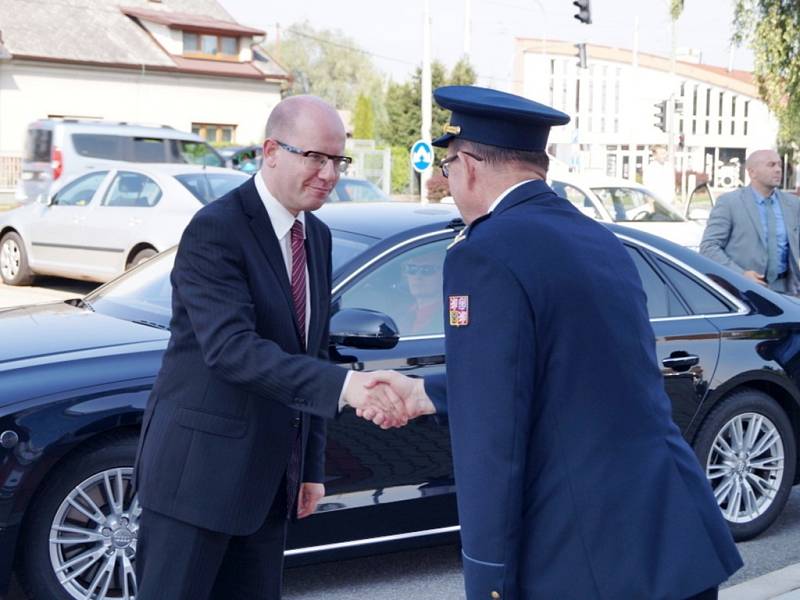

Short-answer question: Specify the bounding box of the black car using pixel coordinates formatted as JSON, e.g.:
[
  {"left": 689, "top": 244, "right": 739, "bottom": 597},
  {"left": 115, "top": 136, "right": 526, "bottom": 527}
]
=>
[{"left": 1, "top": 202, "right": 799, "bottom": 600}]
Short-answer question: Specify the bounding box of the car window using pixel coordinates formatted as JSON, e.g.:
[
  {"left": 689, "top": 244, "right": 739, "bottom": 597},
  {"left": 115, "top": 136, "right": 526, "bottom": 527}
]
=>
[
  {"left": 170, "top": 140, "right": 224, "bottom": 167},
  {"left": 593, "top": 187, "right": 683, "bottom": 222},
  {"left": 175, "top": 173, "right": 248, "bottom": 205},
  {"left": 655, "top": 258, "right": 733, "bottom": 315},
  {"left": 551, "top": 180, "right": 600, "bottom": 219},
  {"left": 103, "top": 172, "right": 163, "bottom": 208},
  {"left": 131, "top": 138, "right": 168, "bottom": 163},
  {"left": 71, "top": 134, "right": 126, "bottom": 160},
  {"left": 24, "top": 128, "right": 52, "bottom": 162},
  {"left": 336, "top": 238, "right": 449, "bottom": 337},
  {"left": 332, "top": 179, "right": 391, "bottom": 202},
  {"left": 330, "top": 230, "right": 377, "bottom": 272},
  {"left": 53, "top": 171, "right": 108, "bottom": 207},
  {"left": 625, "top": 246, "right": 687, "bottom": 318}
]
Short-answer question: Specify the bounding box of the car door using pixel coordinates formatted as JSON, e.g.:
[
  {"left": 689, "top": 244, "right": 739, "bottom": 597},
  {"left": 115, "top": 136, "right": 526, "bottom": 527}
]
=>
[
  {"left": 624, "top": 242, "right": 724, "bottom": 432},
  {"left": 26, "top": 170, "right": 110, "bottom": 272},
  {"left": 313, "top": 232, "right": 456, "bottom": 538},
  {"left": 79, "top": 170, "right": 164, "bottom": 277}
]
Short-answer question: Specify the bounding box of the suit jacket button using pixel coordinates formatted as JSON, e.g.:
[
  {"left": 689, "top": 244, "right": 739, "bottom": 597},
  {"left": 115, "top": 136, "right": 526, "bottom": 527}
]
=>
[{"left": 491, "top": 592, "right": 501, "bottom": 599}]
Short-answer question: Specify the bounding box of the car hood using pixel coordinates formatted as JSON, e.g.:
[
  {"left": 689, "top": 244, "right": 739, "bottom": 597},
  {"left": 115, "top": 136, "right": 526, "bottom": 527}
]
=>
[
  {"left": 620, "top": 221, "right": 704, "bottom": 250},
  {"left": 0, "top": 302, "right": 169, "bottom": 405}
]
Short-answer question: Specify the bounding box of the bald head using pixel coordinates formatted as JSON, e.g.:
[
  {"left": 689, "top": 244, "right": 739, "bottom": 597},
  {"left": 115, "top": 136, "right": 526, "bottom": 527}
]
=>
[
  {"left": 746, "top": 149, "right": 782, "bottom": 195},
  {"left": 265, "top": 95, "right": 345, "bottom": 142}
]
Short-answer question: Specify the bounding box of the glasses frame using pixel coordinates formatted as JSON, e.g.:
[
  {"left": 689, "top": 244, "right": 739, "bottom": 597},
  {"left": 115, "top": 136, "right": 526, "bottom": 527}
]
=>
[
  {"left": 439, "top": 151, "right": 484, "bottom": 178},
  {"left": 274, "top": 140, "right": 353, "bottom": 174}
]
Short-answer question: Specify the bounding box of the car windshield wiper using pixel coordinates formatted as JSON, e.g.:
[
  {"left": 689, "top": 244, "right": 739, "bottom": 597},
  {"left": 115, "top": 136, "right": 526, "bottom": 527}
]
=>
[
  {"left": 65, "top": 297, "right": 95, "bottom": 312},
  {"left": 131, "top": 319, "right": 170, "bottom": 331}
]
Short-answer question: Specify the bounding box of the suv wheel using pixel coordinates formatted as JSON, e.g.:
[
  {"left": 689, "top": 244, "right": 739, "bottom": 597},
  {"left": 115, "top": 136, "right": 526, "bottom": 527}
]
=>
[
  {"left": 693, "top": 389, "right": 797, "bottom": 541},
  {"left": 0, "top": 231, "right": 34, "bottom": 285},
  {"left": 20, "top": 434, "right": 140, "bottom": 600}
]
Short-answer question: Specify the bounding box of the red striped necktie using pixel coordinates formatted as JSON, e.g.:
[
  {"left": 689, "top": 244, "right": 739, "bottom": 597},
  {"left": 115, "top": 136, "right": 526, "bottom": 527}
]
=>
[{"left": 291, "top": 219, "right": 306, "bottom": 346}]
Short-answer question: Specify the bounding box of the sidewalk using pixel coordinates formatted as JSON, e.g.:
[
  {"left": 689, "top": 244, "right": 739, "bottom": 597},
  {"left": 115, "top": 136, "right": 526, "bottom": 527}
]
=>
[{"left": 722, "top": 562, "right": 800, "bottom": 600}]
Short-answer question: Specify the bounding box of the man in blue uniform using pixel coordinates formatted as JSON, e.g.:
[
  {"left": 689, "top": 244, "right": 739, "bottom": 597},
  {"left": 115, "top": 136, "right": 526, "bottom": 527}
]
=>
[{"left": 364, "top": 86, "right": 742, "bottom": 600}]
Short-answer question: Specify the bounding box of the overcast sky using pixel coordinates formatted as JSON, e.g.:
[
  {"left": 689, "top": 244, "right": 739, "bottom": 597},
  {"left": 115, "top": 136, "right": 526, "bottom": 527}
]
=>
[{"left": 219, "top": 0, "right": 753, "bottom": 90}]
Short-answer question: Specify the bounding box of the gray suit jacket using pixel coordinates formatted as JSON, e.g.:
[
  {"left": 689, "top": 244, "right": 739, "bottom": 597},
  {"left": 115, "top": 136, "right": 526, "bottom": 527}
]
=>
[{"left": 699, "top": 186, "right": 800, "bottom": 294}]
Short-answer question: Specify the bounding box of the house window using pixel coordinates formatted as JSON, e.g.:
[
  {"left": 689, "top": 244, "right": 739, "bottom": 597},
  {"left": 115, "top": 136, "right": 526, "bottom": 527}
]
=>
[
  {"left": 183, "top": 32, "right": 239, "bottom": 59},
  {"left": 192, "top": 123, "right": 236, "bottom": 144}
]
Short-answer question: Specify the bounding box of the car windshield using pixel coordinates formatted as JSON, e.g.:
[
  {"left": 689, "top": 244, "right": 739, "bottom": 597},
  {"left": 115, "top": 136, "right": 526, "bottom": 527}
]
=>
[
  {"left": 591, "top": 186, "right": 684, "bottom": 222},
  {"left": 84, "top": 229, "right": 378, "bottom": 328},
  {"left": 175, "top": 172, "right": 249, "bottom": 205},
  {"left": 332, "top": 179, "right": 391, "bottom": 202}
]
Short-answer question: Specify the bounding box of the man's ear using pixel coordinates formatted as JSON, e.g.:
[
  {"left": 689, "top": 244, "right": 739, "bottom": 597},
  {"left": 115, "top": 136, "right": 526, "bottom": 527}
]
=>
[
  {"left": 463, "top": 151, "right": 479, "bottom": 189},
  {"left": 262, "top": 139, "right": 278, "bottom": 168}
]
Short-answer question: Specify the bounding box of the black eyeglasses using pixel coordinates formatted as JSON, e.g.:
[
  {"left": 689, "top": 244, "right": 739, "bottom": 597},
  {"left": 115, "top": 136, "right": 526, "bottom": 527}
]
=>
[
  {"left": 275, "top": 140, "right": 353, "bottom": 174},
  {"left": 439, "top": 151, "right": 484, "bottom": 178},
  {"left": 402, "top": 263, "right": 441, "bottom": 276}
]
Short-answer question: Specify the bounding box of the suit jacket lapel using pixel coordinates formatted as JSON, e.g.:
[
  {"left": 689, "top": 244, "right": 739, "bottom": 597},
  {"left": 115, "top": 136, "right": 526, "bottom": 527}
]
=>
[
  {"left": 239, "top": 179, "right": 299, "bottom": 339},
  {"left": 304, "top": 215, "right": 327, "bottom": 355},
  {"left": 742, "top": 187, "right": 766, "bottom": 247}
]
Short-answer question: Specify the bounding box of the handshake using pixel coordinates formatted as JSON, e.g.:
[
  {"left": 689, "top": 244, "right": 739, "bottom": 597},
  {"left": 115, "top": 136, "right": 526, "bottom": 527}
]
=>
[{"left": 342, "top": 371, "right": 437, "bottom": 428}]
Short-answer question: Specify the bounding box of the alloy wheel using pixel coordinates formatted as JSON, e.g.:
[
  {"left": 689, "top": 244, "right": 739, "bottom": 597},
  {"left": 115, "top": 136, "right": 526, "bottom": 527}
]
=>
[{"left": 0, "top": 238, "right": 20, "bottom": 280}]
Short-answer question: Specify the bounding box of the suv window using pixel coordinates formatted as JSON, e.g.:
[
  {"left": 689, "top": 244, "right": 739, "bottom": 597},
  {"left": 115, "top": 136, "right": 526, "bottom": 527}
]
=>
[
  {"left": 169, "top": 140, "right": 223, "bottom": 167},
  {"left": 655, "top": 258, "right": 732, "bottom": 315},
  {"left": 103, "top": 172, "right": 162, "bottom": 207},
  {"left": 53, "top": 171, "right": 108, "bottom": 207},
  {"left": 336, "top": 239, "right": 448, "bottom": 337},
  {"left": 24, "top": 129, "right": 52, "bottom": 162},
  {"left": 625, "top": 246, "right": 687, "bottom": 318},
  {"left": 131, "top": 138, "right": 169, "bottom": 162},
  {"left": 72, "top": 134, "right": 127, "bottom": 160}
]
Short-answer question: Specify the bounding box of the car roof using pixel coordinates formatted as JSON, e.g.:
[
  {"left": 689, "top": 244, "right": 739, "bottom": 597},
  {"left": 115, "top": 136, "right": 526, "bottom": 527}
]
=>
[
  {"left": 107, "top": 164, "right": 245, "bottom": 176},
  {"left": 554, "top": 173, "right": 649, "bottom": 189},
  {"left": 29, "top": 119, "right": 204, "bottom": 140},
  {"left": 316, "top": 201, "right": 462, "bottom": 239}
]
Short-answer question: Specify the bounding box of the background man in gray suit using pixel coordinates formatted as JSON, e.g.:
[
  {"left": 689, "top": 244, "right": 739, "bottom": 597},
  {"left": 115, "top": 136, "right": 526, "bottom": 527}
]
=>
[{"left": 700, "top": 149, "right": 800, "bottom": 295}]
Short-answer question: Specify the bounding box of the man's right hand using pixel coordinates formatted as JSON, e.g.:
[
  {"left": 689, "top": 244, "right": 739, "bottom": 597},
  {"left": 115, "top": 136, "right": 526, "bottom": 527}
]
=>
[
  {"left": 359, "top": 371, "right": 436, "bottom": 428},
  {"left": 743, "top": 270, "right": 767, "bottom": 286}
]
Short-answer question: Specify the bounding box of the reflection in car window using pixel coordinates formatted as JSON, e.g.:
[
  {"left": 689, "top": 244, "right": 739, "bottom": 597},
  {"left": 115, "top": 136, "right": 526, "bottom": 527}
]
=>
[
  {"left": 336, "top": 239, "right": 448, "bottom": 337},
  {"left": 551, "top": 180, "right": 600, "bottom": 219},
  {"left": 655, "top": 258, "right": 732, "bottom": 315},
  {"left": 171, "top": 140, "right": 224, "bottom": 167},
  {"left": 54, "top": 171, "right": 108, "bottom": 207},
  {"left": 331, "top": 230, "right": 376, "bottom": 272},
  {"left": 593, "top": 187, "right": 682, "bottom": 222},
  {"left": 332, "top": 179, "right": 391, "bottom": 202},
  {"left": 175, "top": 173, "right": 248, "bottom": 205},
  {"left": 87, "top": 249, "right": 176, "bottom": 328},
  {"left": 625, "top": 246, "right": 687, "bottom": 318},
  {"left": 103, "top": 172, "right": 163, "bottom": 207}
]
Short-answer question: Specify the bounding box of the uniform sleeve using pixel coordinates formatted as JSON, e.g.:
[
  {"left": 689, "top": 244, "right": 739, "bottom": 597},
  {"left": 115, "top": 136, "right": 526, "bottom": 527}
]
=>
[
  {"left": 442, "top": 243, "right": 535, "bottom": 599},
  {"left": 699, "top": 195, "right": 746, "bottom": 274},
  {"left": 173, "top": 210, "right": 347, "bottom": 419}
]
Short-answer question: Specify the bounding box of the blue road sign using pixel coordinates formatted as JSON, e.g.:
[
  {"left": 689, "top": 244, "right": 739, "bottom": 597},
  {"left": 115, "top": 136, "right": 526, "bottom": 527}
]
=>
[{"left": 411, "top": 140, "right": 434, "bottom": 173}]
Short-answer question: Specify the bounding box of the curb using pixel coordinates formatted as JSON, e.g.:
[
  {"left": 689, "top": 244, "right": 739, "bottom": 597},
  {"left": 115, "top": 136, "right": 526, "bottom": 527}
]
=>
[{"left": 721, "top": 563, "right": 800, "bottom": 600}]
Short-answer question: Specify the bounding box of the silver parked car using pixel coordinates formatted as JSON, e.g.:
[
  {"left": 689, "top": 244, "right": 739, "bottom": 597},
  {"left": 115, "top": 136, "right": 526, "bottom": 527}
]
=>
[{"left": 0, "top": 164, "right": 248, "bottom": 285}]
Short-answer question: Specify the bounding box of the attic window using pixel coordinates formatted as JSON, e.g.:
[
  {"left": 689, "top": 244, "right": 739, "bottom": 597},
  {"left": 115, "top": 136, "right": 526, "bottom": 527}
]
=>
[{"left": 183, "top": 31, "right": 239, "bottom": 60}]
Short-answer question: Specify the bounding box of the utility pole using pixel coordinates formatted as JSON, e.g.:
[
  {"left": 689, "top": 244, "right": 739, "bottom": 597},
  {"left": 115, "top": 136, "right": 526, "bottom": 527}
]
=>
[
  {"left": 668, "top": 18, "right": 677, "bottom": 203},
  {"left": 420, "top": 0, "right": 432, "bottom": 203}
]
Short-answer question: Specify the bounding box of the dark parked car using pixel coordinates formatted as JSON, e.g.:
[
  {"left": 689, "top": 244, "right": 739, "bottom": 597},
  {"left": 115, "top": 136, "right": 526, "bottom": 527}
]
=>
[{"left": 1, "top": 202, "right": 799, "bottom": 600}]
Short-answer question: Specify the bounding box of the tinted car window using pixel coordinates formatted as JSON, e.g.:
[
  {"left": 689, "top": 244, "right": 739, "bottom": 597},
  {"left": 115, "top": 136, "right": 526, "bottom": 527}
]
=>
[
  {"left": 175, "top": 173, "right": 248, "bottom": 205},
  {"left": 103, "top": 172, "right": 162, "bottom": 207},
  {"left": 331, "top": 230, "right": 376, "bottom": 272},
  {"left": 593, "top": 187, "right": 683, "bottom": 222},
  {"left": 337, "top": 239, "right": 448, "bottom": 336},
  {"left": 625, "top": 246, "right": 687, "bottom": 318},
  {"left": 53, "top": 171, "right": 108, "bottom": 206},
  {"left": 656, "top": 258, "right": 732, "bottom": 315},
  {"left": 71, "top": 134, "right": 126, "bottom": 160},
  {"left": 131, "top": 138, "right": 168, "bottom": 162},
  {"left": 24, "top": 128, "right": 52, "bottom": 162},
  {"left": 332, "top": 179, "right": 391, "bottom": 202},
  {"left": 170, "top": 140, "right": 224, "bottom": 167}
]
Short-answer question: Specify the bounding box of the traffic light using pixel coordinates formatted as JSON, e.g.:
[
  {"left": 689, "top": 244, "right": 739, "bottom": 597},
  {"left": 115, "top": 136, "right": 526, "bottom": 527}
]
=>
[
  {"left": 654, "top": 100, "right": 667, "bottom": 132},
  {"left": 573, "top": 0, "right": 592, "bottom": 24},
  {"left": 575, "top": 43, "right": 588, "bottom": 69}
]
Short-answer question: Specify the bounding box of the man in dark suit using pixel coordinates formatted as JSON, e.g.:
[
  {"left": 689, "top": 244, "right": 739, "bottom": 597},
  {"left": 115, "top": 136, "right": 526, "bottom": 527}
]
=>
[
  {"left": 134, "top": 95, "right": 402, "bottom": 599},
  {"left": 365, "top": 86, "right": 743, "bottom": 600},
  {"left": 700, "top": 149, "right": 800, "bottom": 295}
]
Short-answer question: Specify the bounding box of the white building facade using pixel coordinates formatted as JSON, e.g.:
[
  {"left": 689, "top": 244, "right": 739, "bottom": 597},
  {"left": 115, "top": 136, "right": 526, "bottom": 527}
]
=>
[{"left": 514, "top": 39, "right": 780, "bottom": 194}]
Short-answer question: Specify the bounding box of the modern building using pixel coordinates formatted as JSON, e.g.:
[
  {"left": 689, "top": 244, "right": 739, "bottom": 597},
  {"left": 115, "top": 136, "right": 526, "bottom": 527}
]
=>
[
  {"left": 514, "top": 38, "right": 781, "bottom": 196},
  {"left": 0, "top": 0, "right": 288, "bottom": 192}
]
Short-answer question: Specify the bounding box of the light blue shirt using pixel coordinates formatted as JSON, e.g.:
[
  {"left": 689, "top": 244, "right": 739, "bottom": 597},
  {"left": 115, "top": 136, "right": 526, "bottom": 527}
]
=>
[{"left": 752, "top": 186, "right": 789, "bottom": 275}]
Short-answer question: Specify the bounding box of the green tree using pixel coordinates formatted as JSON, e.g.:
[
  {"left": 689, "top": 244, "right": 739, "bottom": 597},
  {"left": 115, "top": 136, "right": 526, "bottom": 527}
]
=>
[
  {"left": 732, "top": 0, "right": 800, "bottom": 143},
  {"left": 353, "top": 94, "right": 375, "bottom": 139}
]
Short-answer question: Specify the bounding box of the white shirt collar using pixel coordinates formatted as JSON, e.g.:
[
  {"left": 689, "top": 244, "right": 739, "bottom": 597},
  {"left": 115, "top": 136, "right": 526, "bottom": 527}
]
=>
[
  {"left": 487, "top": 179, "right": 537, "bottom": 214},
  {"left": 254, "top": 171, "right": 306, "bottom": 240}
]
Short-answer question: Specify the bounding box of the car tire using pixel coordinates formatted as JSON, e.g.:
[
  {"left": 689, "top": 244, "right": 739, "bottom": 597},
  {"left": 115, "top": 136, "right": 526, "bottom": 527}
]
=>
[
  {"left": 0, "top": 231, "right": 34, "bottom": 286},
  {"left": 19, "top": 433, "right": 140, "bottom": 600},
  {"left": 692, "top": 389, "right": 797, "bottom": 541},
  {"left": 129, "top": 248, "right": 157, "bottom": 269}
]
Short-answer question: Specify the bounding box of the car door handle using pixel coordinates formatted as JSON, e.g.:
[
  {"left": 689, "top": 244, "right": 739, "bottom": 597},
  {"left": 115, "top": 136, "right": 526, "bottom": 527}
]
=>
[{"left": 662, "top": 353, "right": 700, "bottom": 371}]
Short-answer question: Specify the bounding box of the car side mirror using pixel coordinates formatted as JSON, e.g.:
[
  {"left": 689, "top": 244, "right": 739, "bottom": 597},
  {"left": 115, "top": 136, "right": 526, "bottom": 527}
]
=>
[
  {"left": 330, "top": 308, "right": 399, "bottom": 350},
  {"left": 40, "top": 194, "right": 55, "bottom": 206}
]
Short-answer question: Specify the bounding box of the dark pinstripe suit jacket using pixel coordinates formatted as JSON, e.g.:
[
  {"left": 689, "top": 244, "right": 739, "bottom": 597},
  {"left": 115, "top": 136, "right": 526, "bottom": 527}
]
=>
[{"left": 134, "top": 177, "right": 347, "bottom": 535}]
